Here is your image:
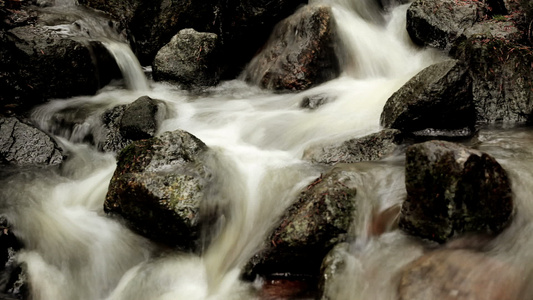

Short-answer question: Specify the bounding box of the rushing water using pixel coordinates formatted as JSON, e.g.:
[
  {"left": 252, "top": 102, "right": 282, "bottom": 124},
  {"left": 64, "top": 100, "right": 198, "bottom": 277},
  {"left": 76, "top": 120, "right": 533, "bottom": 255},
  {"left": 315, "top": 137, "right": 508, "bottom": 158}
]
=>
[{"left": 3, "top": 0, "right": 533, "bottom": 299}]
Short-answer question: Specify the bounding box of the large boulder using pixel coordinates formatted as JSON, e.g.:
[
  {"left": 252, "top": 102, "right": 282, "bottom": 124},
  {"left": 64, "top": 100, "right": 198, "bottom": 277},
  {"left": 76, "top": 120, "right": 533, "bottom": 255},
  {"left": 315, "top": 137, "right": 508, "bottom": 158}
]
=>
[
  {"left": 398, "top": 249, "right": 522, "bottom": 300},
  {"left": 302, "top": 129, "right": 403, "bottom": 165},
  {"left": 399, "top": 140, "right": 513, "bottom": 243},
  {"left": 452, "top": 37, "right": 533, "bottom": 124},
  {"left": 0, "top": 6, "right": 119, "bottom": 114},
  {"left": 104, "top": 130, "right": 212, "bottom": 249},
  {"left": 380, "top": 60, "right": 474, "bottom": 135},
  {"left": 152, "top": 29, "right": 220, "bottom": 88},
  {"left": 246, "top": 165, "right": 357, "bottom": 277},
  {"left": 0, "top": 117, "right": 63, "bottom": 166},
  {"left": 243, "top": 4, "right": 340, "bottom": 91}
]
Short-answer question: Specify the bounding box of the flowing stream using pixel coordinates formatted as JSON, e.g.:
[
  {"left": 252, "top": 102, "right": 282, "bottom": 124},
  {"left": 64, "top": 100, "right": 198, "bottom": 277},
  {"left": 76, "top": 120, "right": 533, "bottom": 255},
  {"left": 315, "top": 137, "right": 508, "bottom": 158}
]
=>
[{"left": 3, "top": 0, "right": 533, "bottom": 299}]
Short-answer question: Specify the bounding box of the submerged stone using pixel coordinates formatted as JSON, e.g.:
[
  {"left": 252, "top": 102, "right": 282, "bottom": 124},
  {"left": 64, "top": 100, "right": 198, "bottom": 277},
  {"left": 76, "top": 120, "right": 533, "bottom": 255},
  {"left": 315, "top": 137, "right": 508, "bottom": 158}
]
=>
[
  {"left": 399, "top": 140, "right": 513, "bottom": 243},
  {"left": 302, "top": 129, "right": 403, "bottom": 165},
  {"left": 399, "top": 249, "right": 522, "bottom": 300}
]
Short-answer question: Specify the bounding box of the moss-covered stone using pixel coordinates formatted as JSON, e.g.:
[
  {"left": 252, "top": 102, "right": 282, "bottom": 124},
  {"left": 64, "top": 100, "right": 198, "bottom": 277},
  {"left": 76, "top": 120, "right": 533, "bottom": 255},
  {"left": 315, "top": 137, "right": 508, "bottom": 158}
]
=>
[
  {"left": 452, "top": 37, "right": 533, "bottom": 124},
  {"left": 104, "top": 129, "right": 211, "bottom": 249},
  {"left": 245, "top": 165, "right": 357, "bottom": 278}
]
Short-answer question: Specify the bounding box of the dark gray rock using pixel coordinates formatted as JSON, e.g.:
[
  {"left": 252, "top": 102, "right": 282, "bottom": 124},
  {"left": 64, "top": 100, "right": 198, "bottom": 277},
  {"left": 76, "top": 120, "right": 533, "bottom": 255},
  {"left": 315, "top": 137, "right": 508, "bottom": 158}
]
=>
[
  {"left": 104, "top": 130, "right": 212, "bottom": 249},
  {"left": 152, "top": 29, "right": 220, "bottom": 88},
  {"left": 406, "top": 0, "right": 485, "bottom": 52},
  {"left": 399, "top": 249, "right": 522, "bottom": 300},
  {"left": 380, "top": 60, "right": 474, "bottom": 134},
  {"left": 452, "top": 37, "right": 533, "bottom": 124},
  {"left": 0, "top": 117, "right": 63, "bottom": 166},
  {"left": 300, "top": 94, "right": 335, "bottom": 110},
  {"left": 399, "top": 140, "right": 513, "bottom": 243},
  {"left": 243, "top": 5, "right": 340, "bottom": 91},
  {"left": 246, "top": 165, "right": 357, "bottom": 277},
  {"left": 100, "top": 96, "right": 166, "bottom": 153},
  {"left": 302, "top": 129, "right": 403, "bottom": 164},
  {"left": 119, "top": 96, "right": 166, "bottom": 140}
]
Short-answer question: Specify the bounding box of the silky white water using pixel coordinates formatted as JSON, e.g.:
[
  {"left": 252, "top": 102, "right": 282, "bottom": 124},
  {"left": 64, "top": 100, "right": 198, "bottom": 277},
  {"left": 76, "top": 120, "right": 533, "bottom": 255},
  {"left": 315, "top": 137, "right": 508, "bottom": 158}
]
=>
[{"left": 3, "top": 1, "right": 533, "bottom": 299}]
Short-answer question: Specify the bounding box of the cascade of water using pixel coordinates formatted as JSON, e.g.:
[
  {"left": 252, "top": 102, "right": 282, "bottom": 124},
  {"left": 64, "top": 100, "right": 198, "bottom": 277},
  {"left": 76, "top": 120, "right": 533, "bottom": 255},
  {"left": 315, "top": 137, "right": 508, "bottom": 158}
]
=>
[
  {"left": 43, "top": 4, "right": 149, "bottom": 91},
  {"left": 8, "top": 1, "right": 533, "bottom": 300}
]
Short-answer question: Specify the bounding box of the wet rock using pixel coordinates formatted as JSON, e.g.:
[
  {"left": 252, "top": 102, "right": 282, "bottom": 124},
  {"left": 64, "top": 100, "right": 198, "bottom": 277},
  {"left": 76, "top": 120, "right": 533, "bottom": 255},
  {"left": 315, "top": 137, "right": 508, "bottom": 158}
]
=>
[
  {"left": 104, "top": 130, "right": 212, "bottom": 249},
  {"left": 302, "top": 129, "right": 403, "bottom": 165},
  {"left": 119, "top": 96, "right": 166, "bottom": 140},
  {"left": 406, "top": 0, "right": 526, "bottom": 52},
  {"left": 398, "top": 249, "right": 522, "bottom": 300},
  {"left": 381, "top": 60, "right": 474, "bottom": 134},
  {"left": 399, "top": 140, "right": 513, "bottom": 243},
  {"left": 152, "top": 29, "right": 220, "bottom": 88},
  {"left": 99, "top": 96, "right": 166, "bottom": 153},
  {"left": 0, "top": 117, "right": 63, "bottom": 166},
  {"left": 244, "top": 5, "right": 340, "bottom": 91},
  {"left": 246, "top": 165, "right": 357, "bottom": 277},
  {"left": 300, "top": 94, "right": 335, "bottom": 110},
  {"left": 318, "top": 243, "right": 350, "bottom": 300},
  {"left": 0, "top": 20, "right": 116, "bottom": 114},
  {"left": 452, "top": 37, "right": 533, "bottom": 124}
]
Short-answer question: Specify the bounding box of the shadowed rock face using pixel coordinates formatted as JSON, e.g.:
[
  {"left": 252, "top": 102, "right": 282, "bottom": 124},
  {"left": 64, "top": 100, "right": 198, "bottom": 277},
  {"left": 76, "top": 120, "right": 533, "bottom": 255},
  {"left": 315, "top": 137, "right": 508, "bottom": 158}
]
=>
[
  {"left": 104, "top": 130, "right": 212, "bottom": 249},
  {"left": 399, "top": 140, "right": 513, "bottom": 243},
  {"left": 380, "top": 60, "right": 475, "bottom": 135},
  {"left": 0, "top": 117, "right": 63, "bottom": 166},
  {"left": 243, "top": 4, "right": 340, "bottom": 91}
]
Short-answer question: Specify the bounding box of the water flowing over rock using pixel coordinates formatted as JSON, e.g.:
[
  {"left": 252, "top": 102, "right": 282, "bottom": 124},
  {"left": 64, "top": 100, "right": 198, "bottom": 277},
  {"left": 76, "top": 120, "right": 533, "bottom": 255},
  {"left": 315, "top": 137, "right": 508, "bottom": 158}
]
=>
[
  {"left": 104, "top": 130, "right": 212, "bottom": 249},
  {"left": 0, "top": 6, "right": 119, "bottom": 114},
  {"left": 243, "top": 4, "right": 340, "bottom": 91},
  {"left": 399, "top": 140, "right": 513, "bottom": 243},
  {"left": 152, "top": 29, "right": 220, "bottom": 88},
  {"left": 380, "top": 60, "right": 474, "bottom": 135},
  {"left": 79, "top": 0, "right": 306, "bottom": 77},
  {"left": 302, "top": 129, "right": 403, "bottom": 164},
  {"left": 245, "top": 165, "right": 357, "bottom": 278},
  {"left": 452, "top": 37, "right": 533, "bottom": 124},
  {"left": 0, "top": 117, "right": 63, "bottom": 166},
  {"left": 0, "top": 216, "right": 27, "bottom": 300},
  {"left": 398, "top": 249, "right": 522, "bottom": 300},
  {"left": 317, "top": 242, "right": 350, "bottom": 300}
]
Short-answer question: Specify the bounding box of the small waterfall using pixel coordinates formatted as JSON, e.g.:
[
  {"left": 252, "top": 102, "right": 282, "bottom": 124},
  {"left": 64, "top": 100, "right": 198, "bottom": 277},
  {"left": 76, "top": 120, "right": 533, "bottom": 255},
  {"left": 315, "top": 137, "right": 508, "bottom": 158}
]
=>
[
  {"left": 7, "top": 0, "right": 533, "bottom": 300},
  {"left": 100, "top": 41, "right": 150, "bottom": 91},
  {"left": 43, "top": 4, "right": 149, "bottom": 91}
]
